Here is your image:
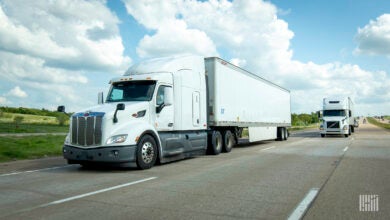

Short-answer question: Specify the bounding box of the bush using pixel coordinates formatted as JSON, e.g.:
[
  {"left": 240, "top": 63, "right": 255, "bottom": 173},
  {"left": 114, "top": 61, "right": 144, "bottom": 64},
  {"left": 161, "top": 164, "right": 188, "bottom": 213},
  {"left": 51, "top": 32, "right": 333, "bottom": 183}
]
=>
[
  {"left": 13, "top": 116, "right": 24, "bottom": 128},
  {"left": 56, "top": 114, "right": 68, "bottom": 126}
]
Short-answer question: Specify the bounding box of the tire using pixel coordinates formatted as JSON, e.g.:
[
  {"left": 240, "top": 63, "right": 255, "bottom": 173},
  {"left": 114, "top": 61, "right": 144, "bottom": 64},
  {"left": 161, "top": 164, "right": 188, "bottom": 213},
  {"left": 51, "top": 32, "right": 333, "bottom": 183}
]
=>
[
  {"left": 136, "top": 135, "right": 157, "bottom": 170},
  {"left": 209, "top": 130, "right": 222, "bottom": 155},
  {"left": 284, "top": 128, "right": 288, "bottom": 140},
  {"left": 277, "top": 127, "right": 283, "bottom": 141},
  {"left": 321, "top": 134, "right": 325, "bottom": 138},
  {"left": 223, "top": 130, "right": 235, "bottom": 153},
  {"left": 351, "top": 126, "right": 355, "bottom": 133}
]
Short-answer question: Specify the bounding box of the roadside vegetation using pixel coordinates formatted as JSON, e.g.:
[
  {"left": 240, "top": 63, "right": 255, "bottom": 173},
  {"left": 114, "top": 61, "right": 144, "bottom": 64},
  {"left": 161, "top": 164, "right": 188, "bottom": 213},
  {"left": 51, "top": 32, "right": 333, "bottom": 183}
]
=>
[
  {"left": 290, "top": 112, "right": 319, "bottom": 131},
  {"left": 0, "top": 107, "right": 69, "bottom": 133},
  {"left": 0, "top": 107, "right": 69, "bottom": 162},
  {"left": 0, "top": 135, "right": 65, "bottom": 162},
  {"left": 367, "top": 117, "right": 390, "bottom": 130}
]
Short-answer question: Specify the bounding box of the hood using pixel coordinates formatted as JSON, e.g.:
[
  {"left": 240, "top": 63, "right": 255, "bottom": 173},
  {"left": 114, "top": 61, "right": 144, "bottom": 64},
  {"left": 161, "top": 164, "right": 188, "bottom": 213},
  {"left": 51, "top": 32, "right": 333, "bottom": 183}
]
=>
[{"left": 73, "top": 102, "right": 149, "bottom": 118}]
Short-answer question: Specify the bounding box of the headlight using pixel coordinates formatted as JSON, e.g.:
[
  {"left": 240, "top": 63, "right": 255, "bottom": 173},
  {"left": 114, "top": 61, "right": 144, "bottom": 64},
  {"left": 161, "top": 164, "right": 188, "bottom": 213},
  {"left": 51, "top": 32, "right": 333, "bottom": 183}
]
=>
[
  {"left": 319, "top": 124, "right": 324, "bottom": 130},
  {"left": 106, "top": 134, "right": 128, "bottom": 145},
  {"left": 343, "top": 125, "right": 348, "bottom": 130}
]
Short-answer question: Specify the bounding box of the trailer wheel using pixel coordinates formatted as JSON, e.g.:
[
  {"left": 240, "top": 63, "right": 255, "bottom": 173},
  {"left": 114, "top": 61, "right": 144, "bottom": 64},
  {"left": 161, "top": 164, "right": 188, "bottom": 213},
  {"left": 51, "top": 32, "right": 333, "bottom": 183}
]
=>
[
  {"left": 223, "top": 130, "right": 235, "bottom": 153},
  {"left": 136, "top": 134, "right": 157, "bottom": 170},
  {"left": 283, "top": 128, "right": 288, "bottom": 140},
  {"left": 277, "top": 127, "right": 285, "bottom": 141},
  {"left": 209, "top": 130, "right": 222, "bottom": 155}
]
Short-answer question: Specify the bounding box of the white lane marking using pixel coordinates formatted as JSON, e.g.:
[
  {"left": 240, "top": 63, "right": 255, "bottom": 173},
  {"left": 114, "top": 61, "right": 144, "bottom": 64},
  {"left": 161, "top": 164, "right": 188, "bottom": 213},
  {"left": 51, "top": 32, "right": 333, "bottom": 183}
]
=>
[
  {"left": 0, "top": 165, "right": 75, "bottom": 177},
  {"left": 259, "top": 146, "right": 275, "bottom": 152},
  {"left": 41, "top": 177, "right": 157, "bottom": 207},
  {"left": 343, "top": 146, "right": 349, "bottom": 152},
  {"left": 288, "top": 188, "right": 319, "bottom": 220}
]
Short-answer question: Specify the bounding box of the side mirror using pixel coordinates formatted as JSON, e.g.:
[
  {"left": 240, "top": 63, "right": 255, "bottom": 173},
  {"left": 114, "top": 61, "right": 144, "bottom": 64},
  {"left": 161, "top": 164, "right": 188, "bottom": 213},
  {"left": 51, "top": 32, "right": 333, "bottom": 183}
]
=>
[
  {"left": 113, "top": 103, "right": 125, "bottom": 123},
  {"left": 57, "top": 105, "right": 65, "bottom": 113},
  {"left": 98, "top": 92, "right": 104, "bottom": 104},
  {"left": 117, "top": 103, "right": 125, "bottom": 111},
  {"left": 164, "top": 87, "right": 173, "bottom": 106}
]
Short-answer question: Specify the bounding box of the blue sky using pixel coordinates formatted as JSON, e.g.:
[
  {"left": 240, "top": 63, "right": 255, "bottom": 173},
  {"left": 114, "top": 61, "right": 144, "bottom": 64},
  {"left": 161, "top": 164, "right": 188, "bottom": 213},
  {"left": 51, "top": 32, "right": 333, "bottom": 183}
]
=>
[{"left": 0, "top": 0, "right": 390, "bottom": 115}]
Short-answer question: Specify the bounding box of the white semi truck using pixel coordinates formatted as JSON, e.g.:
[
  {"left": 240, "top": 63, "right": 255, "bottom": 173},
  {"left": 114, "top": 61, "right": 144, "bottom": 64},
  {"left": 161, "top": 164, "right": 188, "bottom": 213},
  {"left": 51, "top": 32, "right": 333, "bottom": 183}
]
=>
[
  {"left": 59, "top": 55, "right": 291, "bottom": 169},
  {"left": 319, "top": 97, "right": 356, "bottom": 137}
]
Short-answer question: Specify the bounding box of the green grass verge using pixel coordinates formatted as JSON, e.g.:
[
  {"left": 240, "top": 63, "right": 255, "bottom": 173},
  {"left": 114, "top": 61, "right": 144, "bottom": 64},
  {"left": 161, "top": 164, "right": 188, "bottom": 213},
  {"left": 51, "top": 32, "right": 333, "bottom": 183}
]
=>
[
  {"left": 0, "top": 135, "right": 65, "bottom": 162},
  {"left": 289, "top": 124, "right": 318, "bottom": 131},
  {"left": 0, "top": 123, "right": 68, "bottom": 133},
  {"left": 0, "top": 112, "right": 59, "bottom": 124},
  {"left": 367, "top": 117, "right": 390, "bottom": 130}
]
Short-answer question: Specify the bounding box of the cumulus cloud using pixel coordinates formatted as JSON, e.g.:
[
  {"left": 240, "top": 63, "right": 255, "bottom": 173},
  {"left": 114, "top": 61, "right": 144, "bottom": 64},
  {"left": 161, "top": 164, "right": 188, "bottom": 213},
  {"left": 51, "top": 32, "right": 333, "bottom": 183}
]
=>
[
  {"left": 0, "top": 0, "right": 131, "bottom": 72},
  {"left": 6, "top": 86, "right": 27, "bottom": 98},
  {"left": 123, "top": 0, "right": 218, "bottom": 58},
  {"left": 0, "top": 0, "right": 132, "bottom": 111},
  {"left": 355, "top": 14, "right": 390, "bottom": 56},
  {"left": 123, "top": 0, "right": 390, "bottom": 114}
]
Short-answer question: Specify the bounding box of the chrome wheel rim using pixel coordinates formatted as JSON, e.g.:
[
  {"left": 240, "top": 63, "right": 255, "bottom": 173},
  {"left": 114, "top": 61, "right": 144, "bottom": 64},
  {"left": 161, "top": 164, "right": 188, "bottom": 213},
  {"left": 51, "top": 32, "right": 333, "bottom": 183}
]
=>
[{"left": 141, "top": 142, "right": 154, "bottom": 164}]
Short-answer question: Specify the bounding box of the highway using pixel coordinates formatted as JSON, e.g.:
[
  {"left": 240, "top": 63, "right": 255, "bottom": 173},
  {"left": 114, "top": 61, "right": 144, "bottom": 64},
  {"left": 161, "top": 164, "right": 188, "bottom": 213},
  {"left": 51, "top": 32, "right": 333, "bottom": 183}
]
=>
[{"left": 0, "top": 122, "right": 388, "bottom": 220}]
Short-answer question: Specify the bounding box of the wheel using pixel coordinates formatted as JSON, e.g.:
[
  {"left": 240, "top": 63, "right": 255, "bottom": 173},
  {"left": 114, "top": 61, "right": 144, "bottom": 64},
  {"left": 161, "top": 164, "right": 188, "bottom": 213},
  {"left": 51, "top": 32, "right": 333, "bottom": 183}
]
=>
[
  {"left": 344, "top": 133, "right": 349, "bottom": 138},
  {"left": 136, "top": 135, "right": 157, "bottom": 170},
  {"left": 223, "top": 130, "right": 235, "bottom": 153},
  {"left": 277, "top": 127, "right": 283, "bottom": 141},
  {"left": 283, "top": 128, "right": 288, "bottom": 140},
  {"left": 351, "top": 126, "right": 355, "bottom": 133},
  {"left": 281, "top": 128, "right": 286, "bottom": 141},
  {"left": 209, "top": 130, "right": 222, "bottom": 155},
  {"left": 321, "top": 134, "right": 325, "bottom": 138}
]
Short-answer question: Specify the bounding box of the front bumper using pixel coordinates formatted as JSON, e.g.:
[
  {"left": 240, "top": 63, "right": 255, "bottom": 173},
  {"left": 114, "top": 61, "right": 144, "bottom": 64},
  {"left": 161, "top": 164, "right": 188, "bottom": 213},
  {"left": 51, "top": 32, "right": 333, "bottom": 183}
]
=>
[
  {"left": 320, "top": 129, "right": 348, "bottom": 135},
  {"left": 63, "top": 145, "right": 137, "bottom": 164}
]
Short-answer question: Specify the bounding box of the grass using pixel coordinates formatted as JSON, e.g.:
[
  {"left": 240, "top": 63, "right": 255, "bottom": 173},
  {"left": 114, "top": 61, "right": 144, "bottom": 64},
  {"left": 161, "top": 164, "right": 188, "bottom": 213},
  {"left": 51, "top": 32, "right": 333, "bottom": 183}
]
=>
[
  {"left": 0, "top": 123, "right": 68, "bottom": 133},
  {"left": 367, "top": 117, "right": 390, "bottom": 130},
  {"left": 289, "top": 123, "right": 318, "bottom": 132},
  {"left": 0, "top": 112, "right": 59, "bottom": 124},
  {"left": 0, "top": 135, "right": 65, "bottom": 162}
]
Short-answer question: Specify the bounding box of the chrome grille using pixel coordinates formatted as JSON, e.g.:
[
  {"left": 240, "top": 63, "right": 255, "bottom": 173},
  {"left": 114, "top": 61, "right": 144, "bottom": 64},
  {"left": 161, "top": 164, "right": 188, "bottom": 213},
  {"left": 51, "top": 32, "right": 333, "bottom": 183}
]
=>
[
  {"left": 71, "top": 114, "right": 103, "bottom": 146},
  {"left": 327, "top": 121, "right": 340, "bottom": 129}
]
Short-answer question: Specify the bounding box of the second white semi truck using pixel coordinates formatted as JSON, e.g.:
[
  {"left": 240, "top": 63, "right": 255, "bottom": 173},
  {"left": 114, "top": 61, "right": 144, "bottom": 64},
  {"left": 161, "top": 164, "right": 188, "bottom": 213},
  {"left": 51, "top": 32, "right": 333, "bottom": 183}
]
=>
[
  {"left": 59, "top": 55, "right": 291, "bottom": 169},
  {"left": 319, "top": 97, "right": 356, "bottom": 137}
]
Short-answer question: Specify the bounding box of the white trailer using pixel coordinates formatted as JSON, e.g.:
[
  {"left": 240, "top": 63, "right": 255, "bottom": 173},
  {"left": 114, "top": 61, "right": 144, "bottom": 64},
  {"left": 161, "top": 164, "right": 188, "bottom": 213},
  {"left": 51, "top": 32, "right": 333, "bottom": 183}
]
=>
[
  {"left": 319, "top": 97, "right": 355, "bottom": 137},
  {"left": 59, "top": 55, "right": 291, "bottom": 169}
]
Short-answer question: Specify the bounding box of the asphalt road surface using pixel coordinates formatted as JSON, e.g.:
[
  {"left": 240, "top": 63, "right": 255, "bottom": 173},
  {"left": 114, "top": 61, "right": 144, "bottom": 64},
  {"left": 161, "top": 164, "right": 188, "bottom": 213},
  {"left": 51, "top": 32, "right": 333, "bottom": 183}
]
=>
[{"left": 0, "top": 123, "right": 388, "bottom": 220}]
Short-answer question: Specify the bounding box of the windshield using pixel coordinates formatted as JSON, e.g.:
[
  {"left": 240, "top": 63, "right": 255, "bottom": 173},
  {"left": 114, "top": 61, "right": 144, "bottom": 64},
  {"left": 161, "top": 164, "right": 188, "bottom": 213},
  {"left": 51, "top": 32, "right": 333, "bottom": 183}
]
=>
[
  {"left": 323, "top": 110, "right": 346, "bottom": 117},
  {"left": 106, "top": 80, "right": 156, "bottom": 102}
]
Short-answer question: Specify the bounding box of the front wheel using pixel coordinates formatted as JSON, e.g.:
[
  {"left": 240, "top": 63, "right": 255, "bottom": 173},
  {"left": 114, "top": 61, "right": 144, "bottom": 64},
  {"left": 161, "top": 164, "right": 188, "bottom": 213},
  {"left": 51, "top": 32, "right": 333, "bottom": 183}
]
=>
[{"left": 136, "top": 135, "right": 157, "bottom": 170}]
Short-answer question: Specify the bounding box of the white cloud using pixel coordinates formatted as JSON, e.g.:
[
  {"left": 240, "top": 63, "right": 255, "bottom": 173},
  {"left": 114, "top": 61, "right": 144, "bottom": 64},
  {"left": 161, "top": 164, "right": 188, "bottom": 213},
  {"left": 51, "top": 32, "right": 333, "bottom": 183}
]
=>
[
  {"left": 137, "top": 20, "right": 218, "bottom": 58},
  {"left": 0, "top": 0, "right": 131, "bottom": 72},
  {"left": 6, "top": 86, "right": 27, "bottom": 98},
  {"left": 0, "top": 0, "right": 132, "bottom": 111},
  {"left": 355, "top": 14, "right": 390, "bottom": 56},
  {"left": 124, "top": 0, "right": 390, "bottom": 115},
  {"left": 0, "top": 96, "right": 7, "bottom": 104},
  {"left": 123, "top": 0, "right": 218, "bottom": 58}
]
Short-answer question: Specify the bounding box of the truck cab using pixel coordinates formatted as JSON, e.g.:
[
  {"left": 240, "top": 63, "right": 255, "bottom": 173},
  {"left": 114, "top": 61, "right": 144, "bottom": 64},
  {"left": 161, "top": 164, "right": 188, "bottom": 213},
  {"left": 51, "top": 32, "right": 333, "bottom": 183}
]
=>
[
  {"left": 62, "top": 56, "right": 208, "bottom": 169},
  {"left": 319, "top": 97, "right": 355, "bottom": 137}
]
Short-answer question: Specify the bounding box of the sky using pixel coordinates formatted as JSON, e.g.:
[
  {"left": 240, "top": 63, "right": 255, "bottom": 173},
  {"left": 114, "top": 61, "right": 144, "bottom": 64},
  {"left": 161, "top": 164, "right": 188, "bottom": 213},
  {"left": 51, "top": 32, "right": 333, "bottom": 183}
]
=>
[{"left": 0, "top": 0, "right": 390, "bottom": 116}]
